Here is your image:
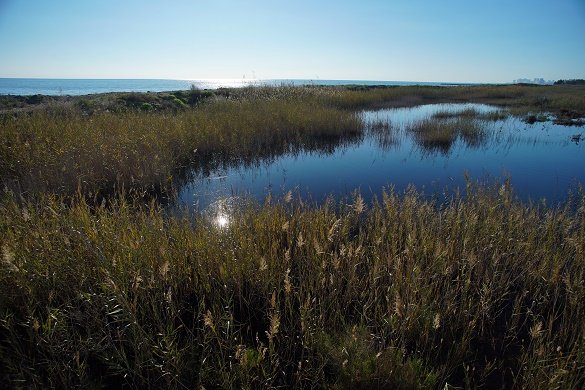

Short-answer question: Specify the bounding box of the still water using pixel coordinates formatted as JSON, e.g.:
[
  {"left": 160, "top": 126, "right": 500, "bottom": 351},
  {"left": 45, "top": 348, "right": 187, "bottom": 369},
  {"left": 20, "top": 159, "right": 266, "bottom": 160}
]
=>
[{"left": 179, "top": 104, "right": 584, "bottom": 215}]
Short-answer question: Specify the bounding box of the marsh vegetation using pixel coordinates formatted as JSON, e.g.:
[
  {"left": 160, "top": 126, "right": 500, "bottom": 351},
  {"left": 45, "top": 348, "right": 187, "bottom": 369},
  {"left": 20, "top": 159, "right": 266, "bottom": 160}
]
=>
[{"left": 1, "top": 84, "right": 584, "bottom": 388}]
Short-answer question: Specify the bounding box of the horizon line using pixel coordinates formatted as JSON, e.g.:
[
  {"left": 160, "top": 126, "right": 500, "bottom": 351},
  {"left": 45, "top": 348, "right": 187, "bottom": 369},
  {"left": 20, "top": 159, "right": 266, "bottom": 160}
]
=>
[{"left": 0, "top": 76, "right": 514, "bottom": 84}]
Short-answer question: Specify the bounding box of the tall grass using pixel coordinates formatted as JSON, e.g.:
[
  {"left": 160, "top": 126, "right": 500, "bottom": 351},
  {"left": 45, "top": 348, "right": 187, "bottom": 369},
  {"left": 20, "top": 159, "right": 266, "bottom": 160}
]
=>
[
  {"left": 2, "top": 84, "right": 583, "bottom": 197},
  {"left": 408, "top": 117, "right": 487, "bottom": 154},
  {"left": 320, "top": 84, "right": 585, "bottom": 115},
  {"left": 432, "top": 107, "right": 509, "bottom": 121},
  {"left": 0, "top": 183, "right": 584, "bottom": 388},
  {"left": 0, "top": 98, "right": 361, "bottom": 197},
  {"left": 1, "top": 85, "right": 584, "bottom": 388}
]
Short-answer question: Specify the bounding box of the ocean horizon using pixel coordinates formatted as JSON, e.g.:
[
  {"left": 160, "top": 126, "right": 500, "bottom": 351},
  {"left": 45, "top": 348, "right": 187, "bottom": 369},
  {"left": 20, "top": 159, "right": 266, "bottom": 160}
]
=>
[{"left": 0, "top": 78, "right": 478, "bottom": 96}]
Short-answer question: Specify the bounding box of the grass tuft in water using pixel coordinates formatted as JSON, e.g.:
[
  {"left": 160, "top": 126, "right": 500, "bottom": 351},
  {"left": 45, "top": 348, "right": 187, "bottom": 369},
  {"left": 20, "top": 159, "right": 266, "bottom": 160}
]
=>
[{"left": 408, "top": 117, "right": 487, "bottom": 154}]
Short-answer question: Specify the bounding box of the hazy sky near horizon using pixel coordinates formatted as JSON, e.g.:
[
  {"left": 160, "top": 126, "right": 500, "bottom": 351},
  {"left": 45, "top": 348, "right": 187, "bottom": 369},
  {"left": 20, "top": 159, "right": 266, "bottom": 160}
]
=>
[{"left": 0, "top": 0, "right": 584, "bottom": 83}]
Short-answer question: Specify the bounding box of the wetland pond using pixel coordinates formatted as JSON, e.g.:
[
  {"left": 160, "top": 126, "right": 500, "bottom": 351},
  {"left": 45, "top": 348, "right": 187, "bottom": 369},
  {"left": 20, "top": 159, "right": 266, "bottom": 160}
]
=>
[{"left": 178, "top": 103, "right": 584, "bottom": 220}]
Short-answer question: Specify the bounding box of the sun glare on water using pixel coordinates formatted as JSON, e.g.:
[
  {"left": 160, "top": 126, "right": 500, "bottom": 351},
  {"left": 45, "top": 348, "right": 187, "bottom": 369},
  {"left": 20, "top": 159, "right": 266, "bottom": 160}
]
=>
[
  {"left": 206, "top": 197, "right": 236, "bottom": 229},
  {"left": 216, "top": 214, "right": 230, "bottom": 228}
]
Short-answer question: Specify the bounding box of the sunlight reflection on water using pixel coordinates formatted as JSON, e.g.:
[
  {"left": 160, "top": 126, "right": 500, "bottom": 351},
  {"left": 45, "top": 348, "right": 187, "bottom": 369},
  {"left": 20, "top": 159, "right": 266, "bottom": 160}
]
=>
[
  {"left": 215, "top": 214, "right": 230, "bottom": 228},
  {"left": 206, "top": 197, "right": 238, "bottom": 229}
]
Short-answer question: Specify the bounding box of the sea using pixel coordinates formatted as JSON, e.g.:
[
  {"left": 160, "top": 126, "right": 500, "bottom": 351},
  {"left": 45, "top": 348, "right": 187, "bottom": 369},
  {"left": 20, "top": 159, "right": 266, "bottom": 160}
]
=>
[{"left": 0, "top": 78, "right": 472, "bottom": 96}]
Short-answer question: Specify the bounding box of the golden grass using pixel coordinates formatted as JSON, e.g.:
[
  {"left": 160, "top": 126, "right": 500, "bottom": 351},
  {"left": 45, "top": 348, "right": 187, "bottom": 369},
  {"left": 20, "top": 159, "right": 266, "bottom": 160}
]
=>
[
  {"left": 0, "top": 184, "right": 584, "bottom": 388},
  {"left": 408, "top": 117, "right": 487, "bottom": 154},
  {"left": 1, "top": 84, "right": 583, "bottom": 198},
  {"left": 0, "top": 97, "right": 361, "bottom": 196},
  {"left": 1, "top": 85, "right": 584, "bottom": 388}
]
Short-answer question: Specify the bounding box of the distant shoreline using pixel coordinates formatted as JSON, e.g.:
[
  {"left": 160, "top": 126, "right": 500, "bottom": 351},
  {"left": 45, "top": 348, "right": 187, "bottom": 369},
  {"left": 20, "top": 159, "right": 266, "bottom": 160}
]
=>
[{"left": 0, "top": 78, "right": 480, "bottom": 96}]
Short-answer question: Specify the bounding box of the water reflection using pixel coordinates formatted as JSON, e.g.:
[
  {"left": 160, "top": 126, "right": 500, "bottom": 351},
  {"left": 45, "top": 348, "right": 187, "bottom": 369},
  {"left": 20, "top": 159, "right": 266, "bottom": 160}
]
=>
[
  {"left": 179, "top": 103, "right": 584, "bottom": 211},
  {"left": 205, "top": 197, "right": 237, "bottom": 229},
  {"left": 215, "top": 214, "right": 230, "bottom": 229},
  {"left": 183, "top": 131, "right": 363, "bottom": 180}
]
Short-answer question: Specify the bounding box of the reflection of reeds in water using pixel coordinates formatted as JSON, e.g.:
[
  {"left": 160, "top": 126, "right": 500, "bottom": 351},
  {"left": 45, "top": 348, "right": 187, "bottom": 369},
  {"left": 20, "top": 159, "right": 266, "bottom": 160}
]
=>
[{"left": 366, "top": 117, "right": 399, "bottom": 150}]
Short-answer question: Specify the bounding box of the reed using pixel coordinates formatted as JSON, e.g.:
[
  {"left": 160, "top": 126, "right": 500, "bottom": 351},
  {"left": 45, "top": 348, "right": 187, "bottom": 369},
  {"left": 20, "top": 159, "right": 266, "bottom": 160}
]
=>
[
  {"left": 0, "top": 183, "right": 583, "bottom": 388},
  {"left": 319, "top": 84, "right": 585, "bottom": 116},
  {"left": 2, "top": 84, "right": 583, "bottom": 198},
  {"left": 408, "top": 117, "right": 487, "bottom": 154},
  {"left": 1, "top": 84, "right": 584, "bottom": 388},
  {"left": 431, "top": 108, "right": 509, "bottom": 121},
  {"left": 0, "top": 97, "right": 361, "bottom": 197}
]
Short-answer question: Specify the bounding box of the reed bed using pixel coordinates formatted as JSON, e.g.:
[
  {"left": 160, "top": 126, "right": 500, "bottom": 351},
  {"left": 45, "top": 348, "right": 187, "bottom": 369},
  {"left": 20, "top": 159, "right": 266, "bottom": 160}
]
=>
[
  {"left": 363, "top": 117, "right": 400, "bottom": 151},
  {"left": 2, "top": 84, "right": 583, "bottom": 198},
  {"left": 0, "top": 97, "right": 361, "bottom": 197},
  {"left": 0, "top": 184, "right": 584, "bottom": 388},
  {"left": 432, "top": 108, "right": 509, "bottom": 121},
  {"left": 408, "top": 117, "right": 487, "bottom": 154},
  {"left": 320, "top": 84, "right": 585, "bottom": 115},
  {"left": 1, "top": 84, "right": 584, "bottom": 388}
]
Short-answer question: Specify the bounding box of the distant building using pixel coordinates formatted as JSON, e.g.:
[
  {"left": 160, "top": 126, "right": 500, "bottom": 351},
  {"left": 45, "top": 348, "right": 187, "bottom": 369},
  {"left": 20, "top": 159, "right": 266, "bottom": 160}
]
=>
[{"left": 513, "top": 78, "right": 553, "bottom": 85}]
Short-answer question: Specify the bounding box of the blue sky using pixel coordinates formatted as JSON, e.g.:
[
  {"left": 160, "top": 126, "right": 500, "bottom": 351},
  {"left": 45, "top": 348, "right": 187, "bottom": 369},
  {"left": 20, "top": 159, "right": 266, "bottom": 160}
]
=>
[{"left": 0, "top": 0, "right": 583, "bottom": 82}]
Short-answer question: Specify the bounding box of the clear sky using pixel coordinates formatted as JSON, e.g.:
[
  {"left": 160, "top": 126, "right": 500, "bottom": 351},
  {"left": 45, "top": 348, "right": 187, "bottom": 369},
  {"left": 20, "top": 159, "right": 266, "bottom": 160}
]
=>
[{"left": 0, "top": 0, "right": 583, "bottom": 83}]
